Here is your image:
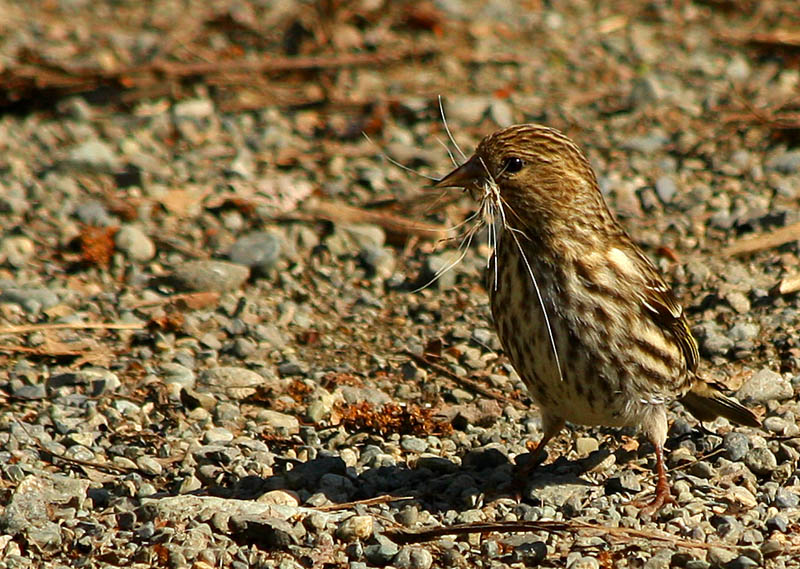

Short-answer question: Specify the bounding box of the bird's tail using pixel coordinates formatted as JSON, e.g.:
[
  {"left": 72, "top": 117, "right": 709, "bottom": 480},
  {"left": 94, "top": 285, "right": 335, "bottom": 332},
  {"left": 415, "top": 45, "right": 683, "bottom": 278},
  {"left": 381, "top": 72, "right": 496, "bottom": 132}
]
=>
[{"left": 680, "top": 381, "right": 761, "bottom": 427}]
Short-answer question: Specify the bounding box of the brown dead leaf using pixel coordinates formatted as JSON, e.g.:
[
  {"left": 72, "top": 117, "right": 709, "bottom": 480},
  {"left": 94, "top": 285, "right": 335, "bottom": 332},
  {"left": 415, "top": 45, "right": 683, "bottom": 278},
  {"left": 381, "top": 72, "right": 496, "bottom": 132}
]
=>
[
  {"left": 335, "top": 401, "right": 453, "bottom": 436},
  {"left": 77, "top": 225, "right": 119, "bottom": 266}
]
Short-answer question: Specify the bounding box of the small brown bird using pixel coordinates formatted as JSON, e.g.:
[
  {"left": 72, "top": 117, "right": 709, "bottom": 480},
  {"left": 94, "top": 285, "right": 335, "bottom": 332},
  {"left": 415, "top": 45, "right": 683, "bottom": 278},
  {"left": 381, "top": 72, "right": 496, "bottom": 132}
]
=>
[{"left": 434, "top": 124, "right": 759, "bottom": 513}]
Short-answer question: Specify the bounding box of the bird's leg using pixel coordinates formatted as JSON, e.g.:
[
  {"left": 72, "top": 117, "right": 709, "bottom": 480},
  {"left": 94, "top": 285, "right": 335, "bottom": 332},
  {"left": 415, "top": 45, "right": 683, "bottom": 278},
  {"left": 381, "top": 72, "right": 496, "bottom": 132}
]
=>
[
  {"left": 637, "top": 442, "right": 677, "bottom": 516},
  {"left": 513, "top": 415, "right": 565, "bottom": 486}
]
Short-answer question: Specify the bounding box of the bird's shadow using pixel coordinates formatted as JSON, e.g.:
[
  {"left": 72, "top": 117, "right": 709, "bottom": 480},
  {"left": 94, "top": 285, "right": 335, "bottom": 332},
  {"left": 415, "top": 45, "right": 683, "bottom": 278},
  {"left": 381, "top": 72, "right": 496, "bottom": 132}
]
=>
[{"left": 202, "top": 437, "right": 669, "bottom": 514}]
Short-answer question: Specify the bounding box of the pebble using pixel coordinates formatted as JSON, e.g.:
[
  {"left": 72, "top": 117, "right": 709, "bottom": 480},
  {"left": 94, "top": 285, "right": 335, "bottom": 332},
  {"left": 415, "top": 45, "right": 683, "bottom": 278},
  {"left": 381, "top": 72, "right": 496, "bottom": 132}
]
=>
[
  {"left": 228, "top": 231, "right": 283, "bottom": 275},
  {"left": 737, "top": 369, "right": 793, "bottom": 403},
  {"left": 336, "top": 515, "right": 374, "bottom": 542},
  {"left": 67, "top": 139, "right": 120, "bottom": 171},
  {"left": 115, "top": 225, "right": 156, "bottom": 261},
  {"left": 0, "top": 236, "right": 36, "bottom": 267},
  {"left": 170, "top": 260, "right": 250, "bottom": 292},
  {"left": 654, "top": 175, "right": 677, "bottom": 203},
  {"left": 766, "top": 150, "right": 800, "bottom": 173},
  {"left": 260, "top": 410, "right": 300, "bottom": 434},
  {"left": 393, "top": 547, "right": 434, "bottom": 569},
  {"left": 198, "top": 366, "right": 267, "bottom": 399}
]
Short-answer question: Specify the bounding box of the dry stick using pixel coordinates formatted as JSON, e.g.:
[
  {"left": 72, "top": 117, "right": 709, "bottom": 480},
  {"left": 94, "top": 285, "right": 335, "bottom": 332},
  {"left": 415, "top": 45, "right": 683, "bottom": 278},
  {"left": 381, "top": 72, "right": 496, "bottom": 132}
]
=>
[
  {"left": 387, "top": 519, "right": 740, "bottom": 550},
  {"left": 4, "top": 48, "right": 439, "bottom": 92},
  {"left": 315, "top": 494, "right": 415, "bottom": 512},
  {"left": 0, "top": 322, "right": 145, "bottom": 335},
  {"left": 0, "top": 345, "right": 84, "bottom": 356},
  {"left": 722, "top": 221, "right": 800, "bottom": 256},
  {"left": 403, "top": 349, "right": 525, "bottom": 409}
]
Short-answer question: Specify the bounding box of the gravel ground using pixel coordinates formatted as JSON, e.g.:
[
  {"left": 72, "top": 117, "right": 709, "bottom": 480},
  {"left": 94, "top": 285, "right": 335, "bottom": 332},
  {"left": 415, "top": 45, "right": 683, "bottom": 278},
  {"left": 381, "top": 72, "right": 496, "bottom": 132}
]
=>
[{"left": 1, "top": 1, "right": 800, "bottom": 568}]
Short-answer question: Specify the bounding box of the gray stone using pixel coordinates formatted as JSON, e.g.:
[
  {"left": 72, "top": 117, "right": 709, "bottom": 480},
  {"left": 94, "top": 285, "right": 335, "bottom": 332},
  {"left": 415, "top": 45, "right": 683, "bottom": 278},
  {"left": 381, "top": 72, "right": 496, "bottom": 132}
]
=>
[
  {"left": 737, "top": 369, "right": 793, "bottom": 403},
  {"left": 48, "top": 367, "right": 121, "bottom": 395},
  {"left": 115, "top": 225, "right": 156, "bottom": 261},
  {"left": 727, "top": 555, "right": 759, "bottom": 569},
  {"left": 171, "top": 260, "right": 250, "bottom": 292},
  {"left": 766, "top": 150, "right": 800, "bottom": 174},
  {"left": 0, "top": 236, "right": 35, "bottom": 267},
  {"left": 724, "top": 432, "right": 750, "bottom": 461},
  {"left": 360, "top": 246, "right": 395, "bottom": 280},
  {"left": 728, "top": 323, "right": 760, "bottom": 342},
  {"left": 745, "top": 447, "right": 777, "bottom": 476},
  {"left": 394, "top": 547, "right": 434, "bottom": 569},
  {"left": 229, "top": 232, "right": 282, "bottom": 275},
  {"left": 67, "top": 139, "right": 120, "bottom": 171},
  {"left": 510, "top": 541, "right": 547, "bottom": 565},
  {"left": 160, "top": 363, "right": 196, "bottom": 389},
  {"left": 725, "top": 291, "right": 751, "bottom": 314},
  {"left": 622, "top": 133, "right": 668, "bottom": 153},
  {"left": 365, "top": 535, "right": 400, "bottom": 565},
  {"left": 73, "top": 200, "right": 113, "bottom": 225},
  {"left": 568, "top": 556, "right": 600, "bottom": 569},
  {"left": 260, "top": 410, "right": 300, "bottom": 434},
  {"left": 0, "top": 473, "right": 90, "bottom": 543},
  {"left": 447, "top": 95, "right": 489, "bottom": 124},
  {"left": 654, "top": 175, "right": 677, "bottom": 203},
  {"left": 198, "top": 366, "right": 270, "bottom": 400},
  {"left": 774, "top": 488, "right": 799, "bottom": 509},
  {"left": 12, "top": 382, "right": 46, "bottom": 400},
  {"left": 0, "top": 286, "right": 61, "bottom": 313}
]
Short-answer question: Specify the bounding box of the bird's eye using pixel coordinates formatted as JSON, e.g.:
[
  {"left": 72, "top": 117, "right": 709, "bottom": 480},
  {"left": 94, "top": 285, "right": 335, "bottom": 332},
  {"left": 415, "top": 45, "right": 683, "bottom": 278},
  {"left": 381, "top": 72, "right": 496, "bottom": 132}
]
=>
[{"left": 503, "top": 157, "right": 524, "bottom": 174}]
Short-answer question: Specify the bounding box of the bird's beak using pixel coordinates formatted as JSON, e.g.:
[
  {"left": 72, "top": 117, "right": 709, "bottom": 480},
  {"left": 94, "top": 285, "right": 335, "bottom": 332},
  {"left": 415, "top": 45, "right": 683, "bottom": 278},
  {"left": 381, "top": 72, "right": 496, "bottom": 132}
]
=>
[{"left": 433, "top": 155, "right": 484, "bottom": 193}]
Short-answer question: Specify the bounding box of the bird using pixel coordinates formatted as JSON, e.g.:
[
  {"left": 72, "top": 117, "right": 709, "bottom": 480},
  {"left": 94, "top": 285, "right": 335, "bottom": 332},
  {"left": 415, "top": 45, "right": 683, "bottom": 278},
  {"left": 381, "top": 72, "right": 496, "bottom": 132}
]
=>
[{"left": 433, "top": 123, "right": 760, "bottom": 513}]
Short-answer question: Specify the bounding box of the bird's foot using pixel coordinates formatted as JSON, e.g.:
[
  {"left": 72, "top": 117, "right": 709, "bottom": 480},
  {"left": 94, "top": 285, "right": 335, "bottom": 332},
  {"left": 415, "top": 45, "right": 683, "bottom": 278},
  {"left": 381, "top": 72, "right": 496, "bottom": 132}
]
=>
[{"left": 629, "top": 477, "right": 677, "bottom": 517}]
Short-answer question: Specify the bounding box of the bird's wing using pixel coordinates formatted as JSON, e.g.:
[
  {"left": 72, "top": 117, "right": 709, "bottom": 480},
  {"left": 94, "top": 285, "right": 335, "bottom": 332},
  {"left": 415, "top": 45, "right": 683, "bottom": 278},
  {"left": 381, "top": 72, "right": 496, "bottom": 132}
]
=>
[{"left": 634, "top": 251, "right": 699, "bottom": 374}]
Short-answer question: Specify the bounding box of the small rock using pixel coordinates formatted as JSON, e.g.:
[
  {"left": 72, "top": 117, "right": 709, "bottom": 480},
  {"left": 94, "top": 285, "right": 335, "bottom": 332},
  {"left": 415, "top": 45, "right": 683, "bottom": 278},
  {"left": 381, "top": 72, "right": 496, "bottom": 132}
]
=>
[
  {"left": 203, "top": 427, "right": 234, "bottom": 444},
  {"left": 744, "top": 447, "right": 778, "bottom": 476},
  {"left": 510, "top": 541, "right": 548, "bottom": 565},
  {"left": 336, "top": 515, "right": 374, "bottom": 542},
  {"left": 394, "top": 547, "right": 433, "bottom": 569},
  {"left": 727, "top": 555, "right": 759, "bottom": 569},
  {"left": 724, "top": 432, "right": 750, "bottom": 461},
  {"left": 67, "top": 139, "right": 120, "bottom": 171},
  {"left": 737, "top": 369, "right": 793, "bottom": 403},
  {"left": 725, "top": 291, "right": 751, "bottom": 314},
  {"left": 365, "top": 535, "right": 400, "bottom": 565},
  {"left": 568, "top": 556, "right": 600, "bottom": 569},
  {"left": 198, "top": 366, "right": 269, "bottom": 400},
  {"left": 174, "top": 98, "right": 214, "bottom": 118},
  {"left": 575, "top": 437, "right": 599, "bottom": 455},
  {"left": 774, "top": 488, "right": 799, "bottom": 509},
  {"left": 766, "top": 150, "right": 800, "bottom": 174},
  {"left": 228, "top": 232, "right": 283, "bottom": 276},
  {"left": 171, "top": 260, "right": 250, "bottom": 292},
  {"left": 0, "top": 236, "right": 35, "bottom": 267},
  {"left": 654, "top": 175, "right": 677, "bottom": 203},
  {"left": 0, "top": 286, "right": 61, "bottom": 313},
  {"left": 260, "top": 410, "right": 300, "bottom": 434},
  {"left": 605, "top": 470, "right": 642, "bottom": 494},
  {"left": 115, "top": 225, "right": 156, "bottom": 261}
]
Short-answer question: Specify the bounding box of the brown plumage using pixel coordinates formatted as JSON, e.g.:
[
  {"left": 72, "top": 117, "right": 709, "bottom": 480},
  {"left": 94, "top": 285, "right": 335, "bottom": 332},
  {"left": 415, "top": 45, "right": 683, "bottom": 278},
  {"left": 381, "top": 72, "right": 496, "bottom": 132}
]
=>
[{"left": 434, "top": 124, "right": 759, "bottom": 513}]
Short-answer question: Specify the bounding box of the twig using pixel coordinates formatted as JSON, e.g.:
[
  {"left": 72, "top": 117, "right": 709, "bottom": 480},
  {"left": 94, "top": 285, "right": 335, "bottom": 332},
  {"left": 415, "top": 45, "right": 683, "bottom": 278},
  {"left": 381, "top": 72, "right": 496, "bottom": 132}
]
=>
[
  {"left": 0, "top": 322, "right": 145, "bottom": 335},
  {"left": 721, "top": 221, "right": 800, "bottom": 256},
  {"left": 387, "top": 519, "right": 740, "bottom": 550},
  {"left": 0, "top": 344, "right": 84, "bottom": 356},
  {"left": 403, "top": 349, "right": 525, "bottom": 409},
  {"left": 315, "top": 494, "right": 415, "bottom": 512}
]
